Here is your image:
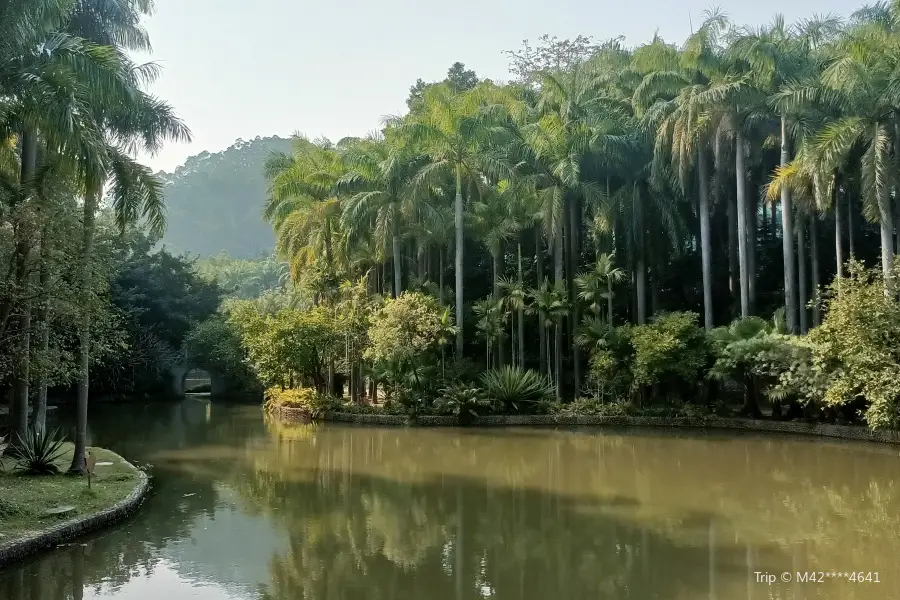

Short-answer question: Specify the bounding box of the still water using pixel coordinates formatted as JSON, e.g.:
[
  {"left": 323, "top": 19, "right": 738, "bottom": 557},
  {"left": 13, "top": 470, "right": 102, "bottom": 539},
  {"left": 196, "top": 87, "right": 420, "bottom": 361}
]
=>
[{"left": 1, "top": 399, "right": 899, "bottom": 599}]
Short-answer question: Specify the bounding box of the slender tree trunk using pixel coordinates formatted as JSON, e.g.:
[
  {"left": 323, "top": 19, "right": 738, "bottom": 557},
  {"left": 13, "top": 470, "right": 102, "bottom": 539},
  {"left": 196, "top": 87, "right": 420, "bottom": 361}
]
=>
[
  {"left": 517, "top": 241, "right": 524, "bottom": 368},
  {"left": 12, "top": 271, "right": 31, "bottom": 443},
  {"left": 553, "top": 214, "right": 564, "bottom": 397},
  {"left": 848, "top": 190, "right": 855, "bottom": 260},
  {"left": 727, "top": 192, "right": 738, "bottom": 303},
  {"left": 35, "top": 227, "right": 51, "bottom": 437},
  {"left": 797, "top": 215, "right": 809, "bottom": 334},
  {"left": 735, "top": 128, "right": 750, "bottom": 317},
  {"left": 493, "top": 246, "right": 505, "bottom": 367},
  {"left": 439, "top": 246, "right": 445, "bottom": 305},
  {"left": 779, "top": 115, "right": 798, "bottom": 333},
  {"left": 607, "top": 277, "right": 614, "bottom": 326},
  {"left": 9, "top": 128, "right": 38, "bottom": 443},
  {"left": 392, "top": 234, "right": 402, "bottom": 298},
  {"left": 810, "top": 214, "right": 821, "bottom": 326},
  {"left": 535, "top": 227, "right": 547, "bottom": 374},
  {"left": 878, "top": 124, "right": 894, "bottom": 283},
  {"left": 634, "top": 183, "right": 647, "bottom": 324},
  {"left": 454, "top": 165, "right": 464, "bottom": 356},
  {"left": 568, "top": 195, "right": 581, "bottom": 395},
  {"left": 554, "top": 323, "right": 561, "bottom": 401},
  {"left": 69, "top": 187, "right": 100, "bottom": 474},
  {"left": 835, "top": 189, "right": 844, "bottom": 281},
  {"left": 698, "top": 145, "right": 713, "bottom": 330},
  {"left": 747, "top": 186, "right": 756, "bottom": 314}
]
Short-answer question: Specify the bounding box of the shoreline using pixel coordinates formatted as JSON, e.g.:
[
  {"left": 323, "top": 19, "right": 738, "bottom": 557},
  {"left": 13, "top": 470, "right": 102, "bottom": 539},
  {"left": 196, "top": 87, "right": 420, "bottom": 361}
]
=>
[
  {"left": 0, "top": 451, "right": 150, "bottom": 568},
  {"left": 276, "top": 406, "right": 900, "bottom": 445}
]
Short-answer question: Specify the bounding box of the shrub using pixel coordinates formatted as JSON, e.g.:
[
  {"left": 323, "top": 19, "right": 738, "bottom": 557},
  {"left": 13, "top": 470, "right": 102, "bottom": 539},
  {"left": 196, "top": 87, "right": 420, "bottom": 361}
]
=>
[
  {"left": 551, "top": 397, "right": 631, "bottom": 417},
  {"left": 582, "top": 323, "right": 633, "bottom": 401},
  {"left": 434, "top": 385, "right": 491, "bottom": 424},
  {"left": 14, "top": 428, "right": 66, "bottom": 475},
  {"left": 629, "top": 312, "right": 709, "bottom": 397},
  {"left": 806, "top": 262, "right": 900, "bottom": 429},
  {"left": 480, "top": 366, "right": 553, "bottom": 414},
  {"left": 264, "top": 387, "right": 337, "bottom": 419}
]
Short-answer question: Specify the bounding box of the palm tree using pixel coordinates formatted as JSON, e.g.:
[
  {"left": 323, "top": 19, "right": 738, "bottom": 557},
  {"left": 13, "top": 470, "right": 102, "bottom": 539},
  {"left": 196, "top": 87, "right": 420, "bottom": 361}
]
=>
[
  {"left": 65, "top": 0, "right": 191, "bottom": 473},
  {"left": 339, "top": 134, "right": 427, "bottom": 297},
  {"left": 265, "top": 136, "right": 347, "bottom": 278},
  {"left": 576, "top": 253, "right": 625, "bottom": 325},
  {"left": 811, "top": 7, "right": 900, "bottom": 282},
  {"left": 397, "top": 82, "right": 505, "bottom": 356},
  {"left": 471, "top": 182, "right": 519, "bottom": 364}
]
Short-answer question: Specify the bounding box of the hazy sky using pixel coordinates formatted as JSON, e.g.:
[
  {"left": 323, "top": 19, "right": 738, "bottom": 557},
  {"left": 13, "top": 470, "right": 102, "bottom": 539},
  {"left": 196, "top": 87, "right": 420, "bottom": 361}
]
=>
[{"left": 139, "top": 0, "right": 855, "bottom": 173}]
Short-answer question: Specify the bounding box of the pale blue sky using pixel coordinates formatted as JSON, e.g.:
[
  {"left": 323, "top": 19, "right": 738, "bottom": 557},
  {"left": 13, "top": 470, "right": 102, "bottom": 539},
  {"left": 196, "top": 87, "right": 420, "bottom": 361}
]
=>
[{"left": 139, "top": 0, "right": 855, "bottom": 173}]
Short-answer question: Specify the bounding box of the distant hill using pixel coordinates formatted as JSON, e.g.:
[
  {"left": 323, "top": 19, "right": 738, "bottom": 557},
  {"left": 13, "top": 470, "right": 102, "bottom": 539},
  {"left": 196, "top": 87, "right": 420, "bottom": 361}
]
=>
[{"left": 158, "top": 136, "right": 292, "bottom": 258}]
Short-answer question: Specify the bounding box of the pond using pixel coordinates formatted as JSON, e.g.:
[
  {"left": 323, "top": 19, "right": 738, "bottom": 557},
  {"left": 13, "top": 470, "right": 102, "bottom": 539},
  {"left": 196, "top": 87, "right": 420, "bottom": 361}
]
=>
[{"left": 1, "top": 399, "right": 899, "bottom": 599}]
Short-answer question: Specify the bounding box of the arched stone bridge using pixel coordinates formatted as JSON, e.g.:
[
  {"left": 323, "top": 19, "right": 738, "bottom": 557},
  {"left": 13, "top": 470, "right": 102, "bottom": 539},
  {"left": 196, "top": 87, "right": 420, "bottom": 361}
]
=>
[{"left": 169, "top": 363, "right": 226, "bottom": 397}]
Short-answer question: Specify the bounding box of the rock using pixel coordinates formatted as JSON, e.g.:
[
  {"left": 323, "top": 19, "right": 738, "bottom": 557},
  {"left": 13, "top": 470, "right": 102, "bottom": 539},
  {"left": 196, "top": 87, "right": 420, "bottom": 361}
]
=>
[{"left": 44, "top": 506, "right": 76, "bottom": 516}]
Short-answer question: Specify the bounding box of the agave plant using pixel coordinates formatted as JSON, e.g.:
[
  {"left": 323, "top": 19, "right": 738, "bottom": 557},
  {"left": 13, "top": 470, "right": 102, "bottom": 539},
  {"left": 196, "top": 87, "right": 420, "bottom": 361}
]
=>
[
  {"left": 14, "top": 428, "right": 67, "bottom": 475},
  {"left": 480, "top": 366, "right": 553, "bottom": 414}
]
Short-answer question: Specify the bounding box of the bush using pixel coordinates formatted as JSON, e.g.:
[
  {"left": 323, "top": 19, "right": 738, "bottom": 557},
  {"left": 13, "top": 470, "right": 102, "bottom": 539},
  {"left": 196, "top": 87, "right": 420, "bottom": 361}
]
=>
[
  {"left": 14, "top": 428, "right": 66, "bottom": 475},
  {"left": 264, "top": 387, "right": 337, "bottom": 419},
  {"left": 806, "top": 262, "right": 900, "bottom": 429},
  {"left": 480, "top": 367, "right": 553, "bottom": 414},
  {"left": 434, "top": 384, "right": 491, "bottom": 424},
  {"left": 583, "top": 323, "right": 633, "bottom": 401},
  {"left": 551, "top": 397, "right": 631, "bottom": 417},
  {"left": 628, "top": 312, "right": 709, "bottom": 398}
]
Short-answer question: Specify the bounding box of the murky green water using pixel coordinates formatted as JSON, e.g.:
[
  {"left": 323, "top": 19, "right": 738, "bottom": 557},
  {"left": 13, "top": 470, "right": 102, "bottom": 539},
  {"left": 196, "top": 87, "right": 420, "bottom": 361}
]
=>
[{"left": 1, "top": 399, "right": 899, "bottom": 599}]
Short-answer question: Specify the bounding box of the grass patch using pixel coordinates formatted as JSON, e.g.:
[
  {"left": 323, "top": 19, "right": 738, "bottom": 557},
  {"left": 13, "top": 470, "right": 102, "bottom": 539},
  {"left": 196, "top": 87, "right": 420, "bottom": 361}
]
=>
[{"left": 0, "top": 444, "right": 141, "bottom": 542}]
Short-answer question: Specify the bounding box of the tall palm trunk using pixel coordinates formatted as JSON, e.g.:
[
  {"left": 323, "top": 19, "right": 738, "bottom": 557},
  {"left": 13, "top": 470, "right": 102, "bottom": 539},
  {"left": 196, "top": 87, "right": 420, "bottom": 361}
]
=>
[
  {"left": 517, "top": 241, "right": 524, "bottom": 368},
  {"left": 747, "top": 185, "right": 756, "bottom": 314},
  {"left": 779, "top": 115, "right": 798, "bottom": 333},
  {"left": 834, "top": 189, "right": 844, "bottom": 280},
  {"left": 797, "top": 215, "right": 808, "bottom": 334},
  {"left": 391, "top": 233, "right": 402, "bottom": 298},
  {"left": 633, "top": 183, "right": 647, "bottom": 324},
  {"left": 698, "top": 145, "right": 713, "bottom": 330},
  {"left": 876, "top": 124, "right": 894, "bottom": 283},
  {"left": 716, "top": 133, "right": 738, "bottom": 303},
  {"left": 69, "top": 187, "right": 100, "bottom": 474},
  {"left": 734, "top": 128, "right": 750, "bottom": 317},
  {"left": 607, "top": 277, "right": 614, "bottom": 325},
  {"left": 535, "top": 227, "right": 547, "bottom": 374},
  {"left": 810, "top": 215, "right": 821, "bottom": 326},
  {"left": 553, "top": 216, "right": 563, "bottom": 398},
  {"left": 493, "top": 245, "right": 505, "bottom": 367},
  {"left": 35, "top": 227, "right": 51, "bottom": 437},
  {"left": 10, "top": 129, "right": 38, "bottom": 443},
  {"left": 439, "top": 247, "right": 445, "bottom": 305},
  {"left": 454, "top": 165, "right": 464, "bottom": 356},
  {"left": 848, "top": 191, "right": 856, "bottom": 260},
  {"left": 568, "top": 195, "right": 581, "bottom": 393}
]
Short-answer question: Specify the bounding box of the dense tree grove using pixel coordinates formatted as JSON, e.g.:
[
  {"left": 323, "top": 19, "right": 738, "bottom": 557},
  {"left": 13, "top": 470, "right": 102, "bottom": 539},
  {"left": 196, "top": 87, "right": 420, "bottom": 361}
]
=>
[
  {"left": 244, "top": 5, "right": 900, "bottom": 429},
  {"left": 0, "top": 0, "right": 190, "bottom": 468}
]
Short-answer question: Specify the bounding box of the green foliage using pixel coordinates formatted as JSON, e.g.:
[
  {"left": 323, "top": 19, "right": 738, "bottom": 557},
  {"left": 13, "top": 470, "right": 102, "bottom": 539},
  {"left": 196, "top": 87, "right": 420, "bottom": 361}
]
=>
[
  {"left": 196, "top": 252, "right": 289, "bottom": 299},
  {"left": 434, "top": 385, "right": 491, "bottom": 424},
  {"left": 628, "top": 312, "right": 709, "bottom": 391},
  {"left": 550, "top": 397, "right": 632, "bottom": 417},
  {"left": 805, "top": 263, "right": 900, "bottom": 429},
  {"left": 184, "top": 314, "right": 259, "bottom": 393},
  {"left": 264, "top": 387, "right": 337, "bottom": 419},
  {"left": 365, "top": 292, "right": 455, "bottom": 378},
  {"left": 14, "top": 429, "right": 66, "bottom": 476},
  {"left": 480, "top": 367, "right": 553, "bottom": 414},
  {"left": 231, "top": 304, "right": 339, "bottom": 392}
]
